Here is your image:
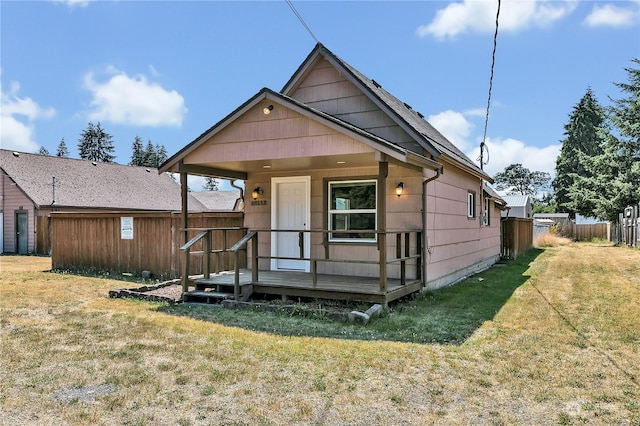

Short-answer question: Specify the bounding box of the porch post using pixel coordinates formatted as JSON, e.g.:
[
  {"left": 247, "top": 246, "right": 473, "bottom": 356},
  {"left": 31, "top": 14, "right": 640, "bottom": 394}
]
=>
[
  {"left": 180, "top": 168, "right": 189, "bottom": 293},
  {"left": 378, "top": 161, "right": 388, "bottom": 293}
]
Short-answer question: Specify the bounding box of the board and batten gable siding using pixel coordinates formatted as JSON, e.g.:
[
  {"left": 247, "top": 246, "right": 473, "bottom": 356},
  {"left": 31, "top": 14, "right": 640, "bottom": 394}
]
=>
[
  {"left": 424, "top": 164, "right": 501, "bottom": 289},
  {"left": 244, "top": 163, "right": 424, "bottom": 279},
  {"left": 184, "top": 104, "right": 375, "bottom": 165},
  {"left": 288, "top": 58, "right": 423, "bottom": 154},
  {"left": 1, "top": 172, "right": 36, "bottom": 253}
]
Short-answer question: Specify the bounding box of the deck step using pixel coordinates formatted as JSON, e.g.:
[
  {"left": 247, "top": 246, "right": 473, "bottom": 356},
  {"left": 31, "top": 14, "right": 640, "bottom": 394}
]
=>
[{"left": 183, "top": 291, "right": 234, "bottom": 304}]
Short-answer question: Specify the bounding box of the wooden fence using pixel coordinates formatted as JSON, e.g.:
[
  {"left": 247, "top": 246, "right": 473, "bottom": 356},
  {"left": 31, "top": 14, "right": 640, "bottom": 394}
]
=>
[
  {"left": 51, "top": 211, "right": 245, "bottom": 280},
  {"left": 554, "top": 223, "right": 610, "bottom": 242},
  {"left": 615, "top": 203, "right": 639, "bottom": 247},
  {"left": 501, "top": 217, "right": 533, "bottom": 260}
]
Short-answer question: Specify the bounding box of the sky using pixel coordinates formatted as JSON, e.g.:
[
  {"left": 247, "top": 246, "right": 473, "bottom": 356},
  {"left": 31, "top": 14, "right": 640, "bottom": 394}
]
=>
[{"left": 2, "top": 0, "right": 639, "bottom": 191}]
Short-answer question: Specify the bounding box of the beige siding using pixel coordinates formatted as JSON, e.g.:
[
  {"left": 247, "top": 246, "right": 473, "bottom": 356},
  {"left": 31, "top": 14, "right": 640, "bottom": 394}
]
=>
[
  {"left": 424, "top": 164, "right": 501, "bottom": 288},
  {"left": 1, "top": 173, "right": 36, "bottom": 253},
  {"left": 290, "top": 58, "right": 422, "bottom": 153}
]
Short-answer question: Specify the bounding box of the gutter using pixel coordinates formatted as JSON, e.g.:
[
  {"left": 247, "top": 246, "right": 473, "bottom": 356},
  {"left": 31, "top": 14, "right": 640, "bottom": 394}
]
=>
[
  {"left": 422, "top": 164, "right": 444, "bottom": 286},
  {"left": 229, "top": 180, "right": 245, "bottom": 211}
]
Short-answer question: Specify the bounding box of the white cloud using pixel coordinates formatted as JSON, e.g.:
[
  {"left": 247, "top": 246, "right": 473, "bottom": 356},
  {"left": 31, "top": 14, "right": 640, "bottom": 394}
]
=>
[
  {"left": 583, "top": 2, "right": 640, "bottom": 28},
  {"left": 417, "top": 0, "right": 578, "bottom": 40},
  {"left": 1, "top": 80, "right": 56, "bottom": 152},
  {"left": 465, "top": 137, "right": 561, "bottom": 179},
  {"left": 83, "top": 67, "right": 187, "bottom": 127},
  {"left": 428, "top": 110, "right": 476, "bottom": 151}
]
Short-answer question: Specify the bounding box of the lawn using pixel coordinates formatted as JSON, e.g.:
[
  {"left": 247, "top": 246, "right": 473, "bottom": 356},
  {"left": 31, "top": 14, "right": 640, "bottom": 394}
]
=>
[{"left": 1, "top": 243, "right": 638, "bottom": 425}]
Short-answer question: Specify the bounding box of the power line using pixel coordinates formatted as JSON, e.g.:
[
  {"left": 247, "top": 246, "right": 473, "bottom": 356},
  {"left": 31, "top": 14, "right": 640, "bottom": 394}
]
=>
[
  {"left": 286, "top": 0, "right": 319, "bottom": 44},
  {"left": 479, "top": 0, "right": 501, "bottom": 170}
]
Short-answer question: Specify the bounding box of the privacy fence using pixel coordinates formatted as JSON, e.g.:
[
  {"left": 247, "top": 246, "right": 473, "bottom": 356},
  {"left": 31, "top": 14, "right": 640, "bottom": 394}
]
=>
[
  {"left": 501, "top": 217, "right": 533, "bottom": 260},
  {"left": 614, "top": 203, "right": 639, "bottom": 248},
  {"left": 50, "top": 211, "right": 245, "bottom": 280},
  {"left": 553, "top": 222, "right": 610, "bottom": 242}
]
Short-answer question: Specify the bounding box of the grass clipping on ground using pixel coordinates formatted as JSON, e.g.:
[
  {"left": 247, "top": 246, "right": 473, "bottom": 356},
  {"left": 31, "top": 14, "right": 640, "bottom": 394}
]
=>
[{"left": 1, "top": 244, "right": 638, "bottom": 426}]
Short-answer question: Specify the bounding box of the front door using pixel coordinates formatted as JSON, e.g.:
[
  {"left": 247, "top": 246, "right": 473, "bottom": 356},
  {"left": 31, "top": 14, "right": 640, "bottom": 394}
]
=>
[
  {"left": 16, "top": 211, "right": 28, "bottom": 254},
  {"left": 271, "top": 177, "right": 310, "bottom": 271}
]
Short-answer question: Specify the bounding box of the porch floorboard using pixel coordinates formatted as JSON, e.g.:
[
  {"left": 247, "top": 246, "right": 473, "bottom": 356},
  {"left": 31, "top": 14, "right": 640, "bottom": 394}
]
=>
[{"left": 195, "top": 269, "right": 421, "bottom": 304}]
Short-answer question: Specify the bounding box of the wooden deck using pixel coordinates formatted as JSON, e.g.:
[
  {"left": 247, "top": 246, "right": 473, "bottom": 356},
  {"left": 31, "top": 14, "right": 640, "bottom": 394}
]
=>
[{"left": 189, "top": 269, "right": 422, "bottom": 305}]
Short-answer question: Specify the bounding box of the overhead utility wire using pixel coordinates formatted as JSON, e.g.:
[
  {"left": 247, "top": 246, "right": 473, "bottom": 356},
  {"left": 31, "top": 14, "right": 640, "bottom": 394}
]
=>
[
  {"left": 286, "top": 0, "right": 319, "bottom": 44},
  {"left": 479, "top": 0, "right": 501, "bottom": 170}
]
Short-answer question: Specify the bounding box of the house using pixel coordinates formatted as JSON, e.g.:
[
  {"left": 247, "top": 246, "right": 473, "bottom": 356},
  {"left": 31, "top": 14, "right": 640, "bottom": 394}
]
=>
[
  {"left": 533, "top": 212, "right": 571, "bottom": 225},
  {"left": 160, "top": 43, "right": 507, "bottom": 304},
  {"left": 501, "top": 194, "right": 532, "bottom": 218},
  {"left": 0, "top": 149, "right": 207, "bottom": 254},
  {"left": 191, "top": 190, "right": 243, "bottom": 211}
]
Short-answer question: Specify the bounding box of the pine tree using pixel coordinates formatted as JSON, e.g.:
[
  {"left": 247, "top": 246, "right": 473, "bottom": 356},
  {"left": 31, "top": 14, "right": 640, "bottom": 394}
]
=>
[
  {"left": 552, "top": 88, "right": 606, "bottom": 219},
  {"left": 154, "top": 143, "right": 168, "bottom": 167},
  {"left": 56, "top": 138, "right": 70, "bottom": 157},
  {"left": 568, "top": 59, "right": 640, "bottom": 221},
  {"left": 130, "top": 136, "right": 145, "bottom": 166},
  {"left": 38, "top": 146, "right": 50, "bottom": 155},
  {"left": 144, "top": 140, "right": 156, "bottom": 167},
  {"left": 77, "top": 121, "right": 116, "bottom": 162},
  {"left": 202, "top": 177, "right": 219, "bottom": 191}
]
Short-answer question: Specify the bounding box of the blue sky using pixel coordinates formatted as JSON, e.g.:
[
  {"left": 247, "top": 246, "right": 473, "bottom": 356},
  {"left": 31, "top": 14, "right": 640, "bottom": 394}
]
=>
[{"left": 2, "top": 0, "right": 639, "bottom": 191}]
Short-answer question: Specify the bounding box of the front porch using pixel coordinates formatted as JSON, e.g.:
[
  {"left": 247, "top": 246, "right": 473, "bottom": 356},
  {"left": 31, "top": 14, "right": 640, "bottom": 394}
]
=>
[{"left": 180, "top": 228, "right": 424, "bottom": 305}]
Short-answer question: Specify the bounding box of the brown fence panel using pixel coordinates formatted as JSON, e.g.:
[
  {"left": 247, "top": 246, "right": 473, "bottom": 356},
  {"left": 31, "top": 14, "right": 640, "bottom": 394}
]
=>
[
  {"left": 501, "top": 217, "right": 533, "bottom": 260},
  {"left": 51, "top": 211, "right": 244, "bottom": 280},
  {"left": 554, "top": 223, "right": 610, "bottom": 242},
  {"left": 35, "top": 216, "right": 51, "bottom": 255}
]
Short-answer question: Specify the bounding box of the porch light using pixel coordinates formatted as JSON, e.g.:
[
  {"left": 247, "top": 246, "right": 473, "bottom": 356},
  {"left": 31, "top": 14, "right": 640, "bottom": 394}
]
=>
[
  {"left": 252, "top": 187, "right": 264, "bottom": 200},
  {"left": 395, "top": 182, "right": 404, "bottom": 197},
  {"left": 263, "top": 105, "right": 273, "bottom": 115}
]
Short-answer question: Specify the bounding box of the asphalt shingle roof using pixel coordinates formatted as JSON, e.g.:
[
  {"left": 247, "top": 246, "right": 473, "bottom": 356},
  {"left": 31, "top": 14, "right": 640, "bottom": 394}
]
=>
[{"left": 1, "top": 149, "right": 207, "bottom": 211}]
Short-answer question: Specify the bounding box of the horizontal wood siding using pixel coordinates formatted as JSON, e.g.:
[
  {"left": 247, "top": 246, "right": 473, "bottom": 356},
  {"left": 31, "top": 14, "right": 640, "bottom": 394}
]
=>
[
  {"left": 425, "top": 165, "right": 502, "bottom": 287},
  {"left": 51, "top": 211, "right": 244, "bottom": 279}
]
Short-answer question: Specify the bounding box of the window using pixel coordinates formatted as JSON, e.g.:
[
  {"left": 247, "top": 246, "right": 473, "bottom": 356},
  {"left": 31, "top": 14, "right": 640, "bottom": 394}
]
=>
[
  {"left": 328, "top": 180, "right": 377, "bottom": 242},
  {"left": 483, "top": 197, "right": 491, "bottom": 226},
  {"left": 467, "top": 191, "right": 476, "bottom": 219}
]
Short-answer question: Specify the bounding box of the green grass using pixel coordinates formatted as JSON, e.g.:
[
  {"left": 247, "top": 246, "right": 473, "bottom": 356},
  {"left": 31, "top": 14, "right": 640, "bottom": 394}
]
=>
[{"left": 160, "top": 250, "right": 542, "bottom": 344}]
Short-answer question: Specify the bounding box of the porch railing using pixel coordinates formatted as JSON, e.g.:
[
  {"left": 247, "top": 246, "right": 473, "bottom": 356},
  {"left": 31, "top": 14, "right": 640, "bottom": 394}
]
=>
[{"left": 180, "top": 228, "right": 422, "bottom": 300}]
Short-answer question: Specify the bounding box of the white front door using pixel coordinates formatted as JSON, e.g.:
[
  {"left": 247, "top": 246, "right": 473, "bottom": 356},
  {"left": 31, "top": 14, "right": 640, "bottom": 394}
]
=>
[{"left": 271, "top": 177, "right": 310, "bottom": 271}]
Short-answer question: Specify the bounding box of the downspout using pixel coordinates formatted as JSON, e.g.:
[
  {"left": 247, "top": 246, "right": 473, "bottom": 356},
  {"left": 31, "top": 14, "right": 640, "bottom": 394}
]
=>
[
  {"left": 422, "top": 165, "right": 443, "bottom": 287},
  {"left": 229, "top": 179, "right": 245, "bottom": 211}
]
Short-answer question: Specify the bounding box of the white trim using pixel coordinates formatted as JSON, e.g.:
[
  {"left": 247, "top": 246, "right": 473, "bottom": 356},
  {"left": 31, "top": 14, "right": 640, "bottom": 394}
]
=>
[
  {"left": 328, "top": 179, "right": 377, "bottom": 243},
  {"left": 270, "top": 176, "right": 311, "bottom": 272}
]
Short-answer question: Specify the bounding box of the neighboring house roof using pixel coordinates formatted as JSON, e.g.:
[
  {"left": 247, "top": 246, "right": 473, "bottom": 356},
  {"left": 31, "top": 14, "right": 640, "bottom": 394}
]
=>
[
  {"left": 281, "top": 43, "right": 492, "bottom": 182},
  {"left": 533, "top": 213, "right": 570, "bottom": 218},
  {"left": 1, "top": 149, "right": 207, "bottom": 211},
  {"left": 502, "top": 195, "right": 531, "bottom": 208},
  {"left": 191, "top": 190, "right": 242, "bottom": 211}
]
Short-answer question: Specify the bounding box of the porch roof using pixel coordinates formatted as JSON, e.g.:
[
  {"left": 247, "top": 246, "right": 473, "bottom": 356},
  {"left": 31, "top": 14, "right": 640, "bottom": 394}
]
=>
[{"left": 159, "top": 88, "right": 442, "bottom": 179}]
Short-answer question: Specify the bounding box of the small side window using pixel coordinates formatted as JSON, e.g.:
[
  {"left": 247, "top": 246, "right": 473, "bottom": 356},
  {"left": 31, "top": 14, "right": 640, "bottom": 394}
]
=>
[{"left": 467, "top": 192, "right": 475, "bottom": 219}]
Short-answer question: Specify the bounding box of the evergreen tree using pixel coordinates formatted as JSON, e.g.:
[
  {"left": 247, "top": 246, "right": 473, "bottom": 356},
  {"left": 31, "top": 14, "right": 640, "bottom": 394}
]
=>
[
  {"left": 77, "top": 121, "right": 116, "bottom": 162},
  {"left": 493, "top": 163, "right": 550, "bottom": 196},
  {"left": 56, "top": 138, "right": 70, "bottom": 157},
  {"left": 154, "top": 143, "right": 168, "bottom": 167},
  {"left": 552, "top": 88, "right": 606, "bottom": 218},
  {"left": 202, "top": 177, "right": 219, "bottom": 191},
  {"left": 130, "top": 135, "right": 145, "bottom": 166},
  {"left": 567, "top": 59, "right": 640, "bottom": 221},
  {"left": 38, "top": 146, "right": 50, "bottom": 155},
  {"left": 144, "top": 140, "right": 157, "bottom": 167}
]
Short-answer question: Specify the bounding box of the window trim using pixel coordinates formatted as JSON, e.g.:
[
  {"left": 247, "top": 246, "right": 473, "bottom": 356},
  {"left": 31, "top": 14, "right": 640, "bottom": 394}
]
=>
[
  {"left": 483, "top": 197, "right": 491, "bottom": 226},
  {"left": 467, "top": 191, "right": 476, "bottom": 219},
  {"left": 327, "top": 178, "right": 378, "bottom": 243}
]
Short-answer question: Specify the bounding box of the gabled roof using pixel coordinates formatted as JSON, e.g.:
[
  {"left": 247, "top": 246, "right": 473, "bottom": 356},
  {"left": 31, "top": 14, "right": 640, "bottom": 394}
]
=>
[
  {"left": 160, "top": 88, "right": 441, "bottom": 174},
  {"left": 501, "top": 194, "right": 531, "bottom": 208},
  {"left": 483, "top": 183, "right": 507, "bottom": 207},
  {"left": 1, "top": 149, "right": 207, "bottom": 211},
  {"left": 281, "top": 43, "right": 492, "bottom": 182}
]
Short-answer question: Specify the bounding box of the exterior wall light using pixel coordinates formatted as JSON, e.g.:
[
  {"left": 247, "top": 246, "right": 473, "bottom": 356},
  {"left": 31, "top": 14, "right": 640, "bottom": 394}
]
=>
[
  {"left": 263, "top": 105, "right": 273, "bottom": 115},
  {"left": 252, "top": 187, "right": 264, "bottom": 200},
  {"left": 395, "top": 182, "right": 404, "bottom": 197}
]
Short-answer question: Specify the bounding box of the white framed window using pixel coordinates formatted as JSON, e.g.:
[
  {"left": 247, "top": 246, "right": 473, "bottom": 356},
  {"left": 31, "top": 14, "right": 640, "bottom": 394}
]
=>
[
  {"left": 328, "top": 180, "right": 377, "bottom": 242},
  {"left": 483, "top": 197, "right": 491, "bottom": 226},
  {"left": 467, "top": 191, "right": 476, "bottom": 219}
]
